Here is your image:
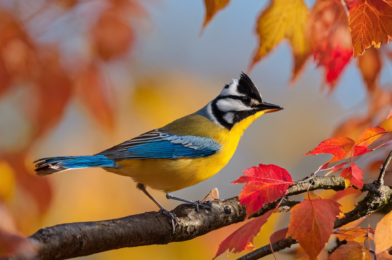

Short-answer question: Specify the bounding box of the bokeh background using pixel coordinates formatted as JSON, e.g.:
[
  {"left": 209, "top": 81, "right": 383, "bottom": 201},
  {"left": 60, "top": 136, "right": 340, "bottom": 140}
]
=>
[{"left": 1, "top": 0, "right": 392, "bottom": 259}]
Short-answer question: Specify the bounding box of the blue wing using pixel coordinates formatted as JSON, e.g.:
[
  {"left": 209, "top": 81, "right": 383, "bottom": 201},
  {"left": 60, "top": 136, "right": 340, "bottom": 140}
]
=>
[{"left": 98, "top": 130, "right": 222, "bottom": 160}]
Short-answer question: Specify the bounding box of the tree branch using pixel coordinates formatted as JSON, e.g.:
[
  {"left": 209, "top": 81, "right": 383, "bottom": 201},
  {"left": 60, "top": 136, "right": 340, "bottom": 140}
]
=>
[
  {"left": 238, "top": 182, "right": 392, "bottom": 260},
  {"left": 8, "top": 176, "right": 391, "bottom": 260}
]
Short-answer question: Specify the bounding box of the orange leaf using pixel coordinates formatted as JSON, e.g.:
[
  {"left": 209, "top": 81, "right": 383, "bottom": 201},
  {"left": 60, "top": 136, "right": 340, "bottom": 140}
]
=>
[
  {"left": 74, "top": 64, "right": 114, "bottom": 131},
  {"left": 214, "top": 209, "right": 274, "bottom": 259},
  {"left": 331, "top": 187, "right": 361, "bottom": 201},
  {"left": 201, "top": 0, "right": 230, "bottom": 33},
  {"left": 232, "top": 164, "right": 294, "bottom": 216},
  {"left": 249, "top": 0, "right": 311, "bottom": 81},
  {"left": 375, "top": 210, "right": 392, "bottom": 254},
  {"left": 270, "top": 227, "right": 288, "bottom": 244},
  {"left": 304, "top": 137, "right": 355, "bottom": 162},
  {"left": 308, "top": 0, "right": 353, "bottom": 89},
  {"left": 92, "top": 9, "right": 134, "bottom": 61},
  {"left": 340, "top": 163, "right": 363, "bottom": 188},
  {"left": 287, "top": 195, "right": 342, "bottom": 260},
  {"left": 28, "top": 49, "right": 72, "bottom": 137},
  {"left": 352, "top": 126, "right": 386, "bottom": 156},
  {"left": 328, "top": 241, "right": 371, "bottom": 259},
  {"left": 357, "top": 47, "right": 381, "bottom": 92},
  {"left": 349, "top": 0, "right": 392, "bottom": 57},
  {"left": 333, "top": 227, "right": 369, "bottom": 243}
]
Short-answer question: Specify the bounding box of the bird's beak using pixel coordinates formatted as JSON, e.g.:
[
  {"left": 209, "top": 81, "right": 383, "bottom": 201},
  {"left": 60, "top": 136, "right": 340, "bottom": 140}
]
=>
[{"left": 255, "top": 101, "right": 283, "bottom": 113}]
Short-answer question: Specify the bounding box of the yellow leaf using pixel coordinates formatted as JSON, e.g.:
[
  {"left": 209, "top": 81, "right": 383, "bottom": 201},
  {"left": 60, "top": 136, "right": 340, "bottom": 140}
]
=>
[
  {"left": 250, "top": 0, "right": 311, "bottom": 82},
  {"left": 0, "top": 162, "right": 15, "bottom": 202},
  {"left": 201, "top": 0, "right": 230, "bottom": 34}
]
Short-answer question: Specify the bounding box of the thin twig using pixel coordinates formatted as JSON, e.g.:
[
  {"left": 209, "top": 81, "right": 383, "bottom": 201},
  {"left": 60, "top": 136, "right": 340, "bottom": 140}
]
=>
[{"left": 377, "top": 150, "right": 392, "bottom": 185}]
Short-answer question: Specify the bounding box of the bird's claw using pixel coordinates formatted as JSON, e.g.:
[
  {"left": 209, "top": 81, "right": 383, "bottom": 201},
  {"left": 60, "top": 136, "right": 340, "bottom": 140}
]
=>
[
  {"left": 159, "top": 209, "right": 178, "bottom": 233},
  {"left": 188, "top": 200, "right": 212, "bottom": 213}
]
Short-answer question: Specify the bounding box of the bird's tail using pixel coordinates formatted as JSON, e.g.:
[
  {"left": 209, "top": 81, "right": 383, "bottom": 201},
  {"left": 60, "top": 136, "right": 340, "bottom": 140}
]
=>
[{"left": 34, "top": 155, "right": 116, "bottom": 176}]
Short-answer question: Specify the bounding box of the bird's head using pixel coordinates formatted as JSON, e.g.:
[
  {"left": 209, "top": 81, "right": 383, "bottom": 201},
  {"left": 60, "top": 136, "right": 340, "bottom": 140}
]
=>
[{"left": 209, "top": 72, "right": 283, "bottom": 130}]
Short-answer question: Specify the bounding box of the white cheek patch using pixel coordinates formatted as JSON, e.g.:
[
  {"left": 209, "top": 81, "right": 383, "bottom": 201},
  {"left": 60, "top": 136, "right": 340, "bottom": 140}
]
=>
[
  {"left": 219, "top": 79, "right": 245, "bottom": 97},
  {"left": 216, "top": 98, "right": 250, "bottom": 112},
  {"left": 223, "top": 112, "right": 234, "bottom": 124}
]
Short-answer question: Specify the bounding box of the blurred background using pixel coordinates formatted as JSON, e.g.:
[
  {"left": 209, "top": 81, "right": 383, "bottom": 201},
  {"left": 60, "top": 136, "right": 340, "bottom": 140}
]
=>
[{"left": 0, "top": 0, "right": 392, "bottom": 259}]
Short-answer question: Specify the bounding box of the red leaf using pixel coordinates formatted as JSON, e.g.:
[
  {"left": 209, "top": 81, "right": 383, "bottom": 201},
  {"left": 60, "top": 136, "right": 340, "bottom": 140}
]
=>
[
  {"left": 340, "top": 162, "right": 363, "bottom": 188},
  {"left": 287, "top": 195, "right": 342, "bottom": 260},
  {"left": 326, "top": 162, "right": 347, "bottom": 175},
  {"left": 304, "top": 137, "right": 355, "bottom": 162},
  {"left": 74, "top": 64, "right": 114, "bottom": 131},
  {"left": 214, "top": 209, "right": 274, "bottom": 259},
  {"left": 308, "top": 0, "right": 353, "bottom": 90},
  {"left": 232, "top": 164, "right": 294, "bottom": 216}
]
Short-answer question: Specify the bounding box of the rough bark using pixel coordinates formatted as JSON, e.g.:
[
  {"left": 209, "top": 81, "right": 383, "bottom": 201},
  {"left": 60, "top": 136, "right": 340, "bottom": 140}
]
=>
[{"left": 6, "top": 176, "right": 392, "bottom": 260}]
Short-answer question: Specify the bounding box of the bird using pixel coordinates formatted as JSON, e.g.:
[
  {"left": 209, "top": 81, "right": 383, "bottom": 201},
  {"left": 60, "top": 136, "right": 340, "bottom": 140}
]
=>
[{"left": 34, "top": 72, "right": 283, "bottom": 228}]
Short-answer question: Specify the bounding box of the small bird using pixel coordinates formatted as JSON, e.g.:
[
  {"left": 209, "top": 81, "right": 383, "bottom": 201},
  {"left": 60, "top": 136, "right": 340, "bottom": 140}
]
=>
[{"left": 35, "top": 73, "right": 282, "bottom": 227}]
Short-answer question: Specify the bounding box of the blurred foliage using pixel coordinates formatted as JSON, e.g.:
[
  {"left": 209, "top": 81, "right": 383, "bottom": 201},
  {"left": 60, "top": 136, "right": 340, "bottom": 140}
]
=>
[{"left": 0, "top": 0, "right": 391, "bottom": 259}]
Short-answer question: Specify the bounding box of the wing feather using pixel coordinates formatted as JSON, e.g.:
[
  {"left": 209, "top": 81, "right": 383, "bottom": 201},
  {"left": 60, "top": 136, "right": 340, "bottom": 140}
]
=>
[{"left": 98, "top": 130, "right": 221, "bottom": 160}]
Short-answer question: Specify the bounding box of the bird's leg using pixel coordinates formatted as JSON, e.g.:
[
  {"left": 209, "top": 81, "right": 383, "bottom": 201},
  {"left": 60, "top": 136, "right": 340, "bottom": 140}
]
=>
[
  {"left": 166, "top": 193, "right": 212, "bottom": 213},
  {"left": 136, "top": 183, "right": 178, "bottom": 232}
]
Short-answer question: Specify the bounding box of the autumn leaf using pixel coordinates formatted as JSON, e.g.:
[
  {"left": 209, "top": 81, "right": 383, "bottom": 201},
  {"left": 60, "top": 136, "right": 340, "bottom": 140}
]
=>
[
  {"left": 28, "top": 48, "right": 72, "bottom": 138},
  {"left": 375, "top": 210, "right": 392, "bottom": 254},
  {"left": 358, "top": 47, "right": 381, "bottom": 92},
  {"left": 340, "top": 162, "right": 363, "bottom": 188},
  {"left": 74, "top": 63, "right": 115, "bottom": 131},
  {"left": 349, "top": 0, "right": 392, "bottom": 57},
  {"left": 331, "top": 186, "right": 361, "bottom": 201},
  {"left": 214, "top": 209, "right": 274, "bottom": 259},
  {"left": 326, "top": 162, "right": 347, "bottom": 175},
  {"left": 201, "top": 0, "right": 230, "bottom": 33},
  {"left": 232, "top": 164, "right": 295, "bottom": 216},
  {"left": 308, "top": 0, "right": 353, "bottom": 89},
  {"left": 249, "top": 0, "right": 311, "bottom": 82},
  {"left": 304, "top": 137, "right": 355, "bottom": 162},
  {"left": 287, "top": 195, "right": 342, "bottom": 260},
  {"left": 352, "top": 126, "right": 386, "bottom": 156},
  {"left": 333, "top": 227, "right": 369, "bottom": 243},
  {"left": 92, "top": 8, "right": 134, "bottom": 61},
  {"left": 328, "top": 241, "right": 371, "bottom": 260}
]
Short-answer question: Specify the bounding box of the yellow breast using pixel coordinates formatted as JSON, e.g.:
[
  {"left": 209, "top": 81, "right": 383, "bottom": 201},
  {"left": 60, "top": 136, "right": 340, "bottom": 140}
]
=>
[{"left": 105, "top": 111, "right": 265, "bottom": 192}]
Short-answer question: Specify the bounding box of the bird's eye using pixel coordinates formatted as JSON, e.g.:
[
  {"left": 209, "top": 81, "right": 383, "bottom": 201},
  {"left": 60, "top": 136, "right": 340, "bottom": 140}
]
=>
[{"left": 241, "top": 97, "right": 251, "bottom": 103}]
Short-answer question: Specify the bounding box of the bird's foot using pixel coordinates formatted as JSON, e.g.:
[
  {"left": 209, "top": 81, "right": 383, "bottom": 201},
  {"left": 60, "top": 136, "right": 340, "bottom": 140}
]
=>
[
  {"left": 188, "top": 200, "right": 212, "bottom": 213},
  {"left": 166, "top": 193, "right": 213, "bottom": 212},
  {"left": 159, "top": 209, "right": 178, "bottom": 233}
]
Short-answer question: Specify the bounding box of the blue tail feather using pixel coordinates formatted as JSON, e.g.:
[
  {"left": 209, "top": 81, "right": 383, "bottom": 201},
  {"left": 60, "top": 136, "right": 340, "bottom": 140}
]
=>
[{"left": 34, "top": 155, "right": 116, "bottom": 176}]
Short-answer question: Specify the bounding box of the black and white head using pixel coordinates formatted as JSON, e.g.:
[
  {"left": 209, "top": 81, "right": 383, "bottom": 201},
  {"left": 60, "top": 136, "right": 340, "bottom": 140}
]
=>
[{"left": 205, "top": 73, "right": 283, "bottom": 129}]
